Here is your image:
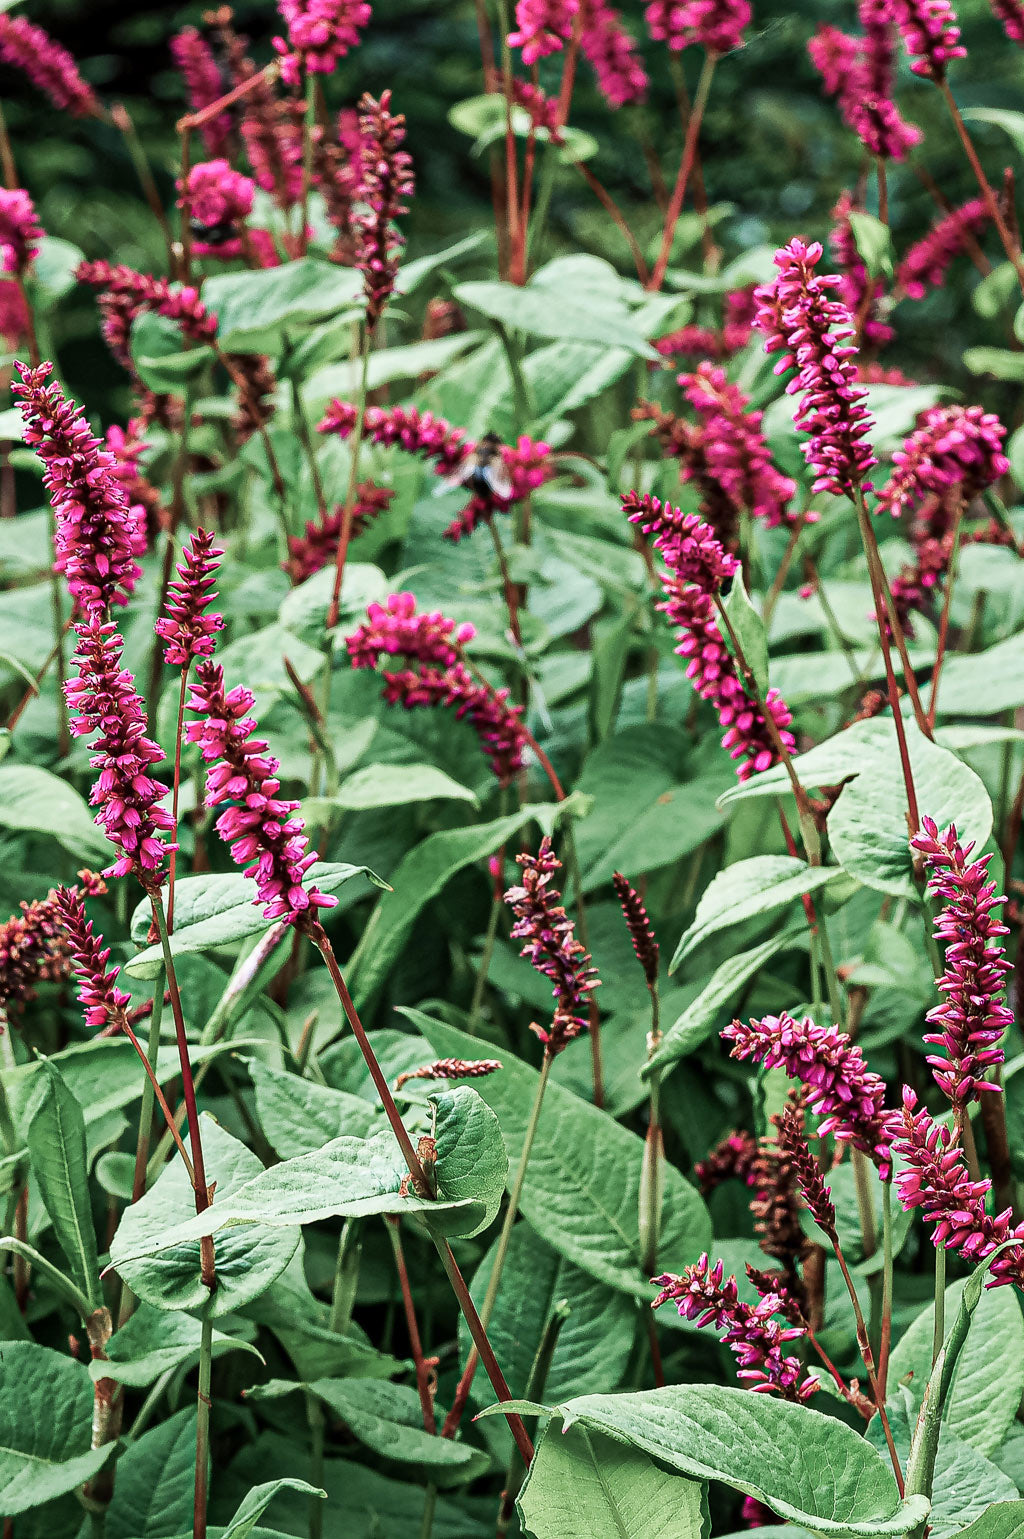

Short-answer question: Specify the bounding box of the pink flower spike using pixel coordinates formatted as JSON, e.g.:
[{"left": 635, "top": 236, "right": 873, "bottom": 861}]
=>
[
  {"left": 645, "top": 0, "right": 750, "bottom": 53},
  {"left": 182, "top": 161, "right": 256, "bottom": 259},
  {"left": 897, "top": 198, "right": 989, "bottom": 300},
  {"left": 987, "top": 0, "right": 1024, "bottom": 43},
  {"left": 754, "top": 237, "right": 876, "bottom": 498},
  {"left": 581, "top": 0, "right": 648, "bottom": 106},
  {"left": 319, "top": 401, "right": 469, "bottom": 476},
  {"left": 680, "top": 363, "right": 800, "bottom": 528},
  {"left": 891, "top": 0, "right": 966, "bottom": 78},
  {"left": 53, "top": 887, "right": 131, "bottom": 1030},
  {"left": 170, "top": 28, "right": 232, "bottom": 156},
  {"left": 505, "top": 836, "right": 599, "bottom": 1054},
  {"left": 0, "top": 189, "right": 42, "bottom": 279},
  {"left": 186, "top": 661, "right": 336, "bottom": 924},
  {"left": 911, "top": 817, "right": 1012, "bottom": 1109},
  {"left": 65, "top": 618, "right": 175, "bottom": 883},
  {"left": 508, "top": 0, "right": 580, "bottom": 63},
  {"left": 877, "top": 404, "right": 1009, "bottom": 520},
  {"left": 155, "top": 529, "right": 225, "bottom": 668},
  {"left": 0, "top": 13, "right": 101, "bottom": 118},
  {"left": 273, "top": 0, "right": 371, "bottom": 84},
  {"left": 353, "top": 90, "right": 415, "bottom": 329},
  {"left": 723, "top": 1011, "right": 893, "bottom": 1174},
  {"left": 13, "top": 362, "right": 143, "bottom": 614}
]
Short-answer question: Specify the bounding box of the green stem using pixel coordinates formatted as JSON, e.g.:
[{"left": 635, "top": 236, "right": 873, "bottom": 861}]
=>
[
  {"left": 879, "top": 1177, "right": 894, "bottom": 1397},
  {"left": 468, "top": 889, "right": 502, "bottom": 1033},
  {"left": 329, "top": 1217, "right": 362, "bottom": 1335},
  {"left": 932, "top": 1244, "right": 946, "bottom": 1367},
  {"left": 194, "top": 1310, "right": 213, "bottom": 1539},
  {"left": 497, "top": 1299, "right": 570, "bottom": 1534},
  {"left": 419, "top": 1485, "right": 438, "bottom": 1539},
  {"left": 307, "top": 1394, "right": 325, "bottom": 1539}
]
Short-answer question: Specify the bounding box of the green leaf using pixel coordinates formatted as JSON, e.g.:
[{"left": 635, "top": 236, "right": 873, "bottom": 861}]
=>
[
  {"left": 951, "top": 1504, "right": 1024, "bottom": 1539},
  {"left": 248, "top": 1059, "right": 378, "bottom": 1159},
  {"left": 31, "top": 236, "right": 84, "bottom": 312},
  {"left": 454, "top": 279, "right": 657, "bottom": 357},
  {"left": 130, "top": 311, "right": 213, "bottom": 392},
  {"left": 407, "top": 1012, "right": 712, "bottom": 1297},
  {"left": 887, "top": 1278, "right": 1024, "bottom": 1455},
  {"left": 320, "top": 761, "right": 479, "bottom": 811},
  {"left": 431, "top": 1084, "right": 509, "bottom": 1237},
  {"left": 646, "top": 927, "right": 805, "bottom": 1079},
  {"left": 847, "top": 211, "right": 894, "bottom": 280},
  {"left": 96, "top": 1301, "right": 262, "bottom": 1388},
  {"left": 203, "top": 257, "right": 362, "bottom": 349},
  {"left": 0, "top": 1342, "right": 114, "bottom": 1512},
  {"left": 519, "top": 1420, "right": 709, "bottom": 1539},
  {"left": 126, "top": 862, "right": 385, "bottom": 978},
  {"left": 301, "top": 332, "right": 483, "bottom": 410},
  {"left": 449, "top": 93, "right": 598, "bottom": 163},
  {"left": 104, "top": 1407, "right": 196, "bottom": 1539},
  {"left": 935, "top": 631, "right": 1024, "bottom": 717},
  {"left": 220, "top": 1478, "right": 326, "bottom": 1539},
  {"left": 248, "top": 1378, "right": 490, "bottom": 1484},
  {"left": 0, "top": 763, "right": 109, "bottom": 863},
  {"left": 109, "top": 1115, "right": 301, "bottom": 1315},
  {"left": 721, "top": 572, "right": 769, "bottom": 695},
  {"left": 25, "top": 1060, "right": 101, "bottom": 1308},
  {"left": 572, "top": 727, "right": 726, "bottom": 892},
  {"left": 962, "top": 347, "right": 1024, "bottom": 381},
  {"left": 506, "top": 1387, "right": 930, "bottom": 1538},
  {"left": 671, "top": 856, "right": 839, "bottom": 971},
  {"left": 962, "top": 107, "right": 1024, "bottom": 157}
]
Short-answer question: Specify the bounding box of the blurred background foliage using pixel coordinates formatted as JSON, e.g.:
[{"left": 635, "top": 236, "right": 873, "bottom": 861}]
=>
[{"left": 4, "top": 0, "right": 1024, "bottom": 425}]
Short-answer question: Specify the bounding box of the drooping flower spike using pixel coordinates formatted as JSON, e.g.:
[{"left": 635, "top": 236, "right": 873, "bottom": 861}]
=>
[
  {"left": 285, "top": 483, "right": 395, "bottom": 582},
  {"left": 75, "top": 261, "right": 218, "bottom": 371},
  {"left": 65, "top": 617, "right": 175, "bottom": 883},
  {"left": 0, "top": 871, "right": 105, "bottom": 1016},
  {"left": 679, "top": 362, "right": 800, "bottom": 529},
  {"left": 0, "top": 189, "right": 42, "bottom": 279},
  {"left": 910, "top": 817, "right": 1012, "bottom": 1110},
  {"left": 0, "top": 12, "right": 101, "bottom": 118},
  {"left": 653, "top": 1254, "right": 818, "bottom": 1400},
  {"left": 504, "top": 837, "right": 600, "bottom": 1055},
  {"left": 394, "top": 1058, "right": 503, "bottom": 1089},
  {"left": 154, "top": 529, "right": 225, "bottom": 668},
  {"left": 581, "top": 0, "right": 648, "bottom": 107},
  {"left": 186, "top": 661, "right": 337, "bottom": 924},
  {"left": 754, "top": 237, "right": 876, "bottom": 498},
  {"left": 987, "top": 0, "right": 1024, "bottom": 43},
  {"left": 695, "top": 1130, "right": 760, "bottom": 1196},
  {"left": 896, "top": 198, "right": 989, "bottom": 300},
  {"left": 722, "top": 1011, "right": 893, "bottom": 1174},
  {"left": 52, "top": 887, "right": 131, "bottom": 1030},
  {"left": 13, "top": 361, "right": 144, "bottom": 614},
  {"left": 808, "top": 10, "right": 922, "bottom": 161}
]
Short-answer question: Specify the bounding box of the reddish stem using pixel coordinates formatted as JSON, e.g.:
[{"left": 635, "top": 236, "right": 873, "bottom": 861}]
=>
[
  {"left": 167, "top": 668, "right": 189, "bottom": 934},
  {"left": 649, "top": 52, "right": 717, "bottom": 291},
  {"left": 386, "top": 1217, "right": 436, "bottom": 1433}
]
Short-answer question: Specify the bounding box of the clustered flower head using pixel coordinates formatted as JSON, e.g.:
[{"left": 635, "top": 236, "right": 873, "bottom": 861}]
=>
[
  {"left": 891, "top": 0, "right": 966, "bottom": 78},
  {"left": 653, "top": 1254, "right": 818, "bottom": 1400},
  {"left": 319, "top": 401, "right": 469, "bottom": 477},
  {"left": 887, "top": 1087, "right": 1024, "bottom": 1287},
  {"left": 186, "top": 662, "right": 336, "bottom": 923},
  {"left": 154, "top": 529, "right": 225, "bottom": 667},
  {"left": 170, "top": 27, "right": 232, "bottom": 157},
  {"left": 581, "top": 0, "right": 648, "bottom": 107},
  {"left": 877, "top": 404, "right": 1009, "bottom": 520},
  {"left": 53, "top": 887, "right": 131, "bottom": 1030},
  {"left": 624, "top": 492, "right": 796, "bottom": 781},
  {"left": 695, "top": 1130, "right": 760, "bottom": 1195},
  {"left": 0, "top": 12, "right": 101, "bottom": 118},
  {"left": 395, "top": 1057, "right": 503, "bottom": 1089},
  {"left": 723, "top": 1011, "right": 893, "bottom": 1174},
  {"left": 504, "top": 837, "right": 600, "bottom": 1054},
  {"left": 808, "top": 7, "right": 922, "bottom": 161},
  {"left": 346, "top": 593, "right": 529, "bottom": 784},
  {"left": 0, "top": 188, "right": 42, "bottom": 279},
  {"left": 285, "top": 483, "right": 395, "bottom": 582},
  {"left": 680, "top": 362, "right": 800, "bottom": 529},
  {"left": 274, "top": 0, "right": 371, "bottom": 84},
  {"left": 353, "top": 90, "right": 414, "bottom": 329},
  {"left": 612, "top": 872, "right": 659, "bottom": 989},
  {"left": 508, "top": 0, "right": 580, "bottom": 62},
  {"left": 0, "top": 871, "right": 105, "bottom": 1015},
  {"left": 645, "top": 0, "right": 750, "bottom": 53},
  {"left": 13, "top": 362, "right": 144, "bottom": 614},
  {"left": 896, "top": 198, "right": 989, "bottom": 300},
  {"left": 755, "top": 238, "right": 877, "bottom": 498},
  {"left": 182, "top": 160, "right": 256, "bottom": 258},
  {"left": 65, "top": 617, "right": 175, "bottom": 883},
  {"left": 910, "top": 817, "right": 1012, "bottom": 1109}
]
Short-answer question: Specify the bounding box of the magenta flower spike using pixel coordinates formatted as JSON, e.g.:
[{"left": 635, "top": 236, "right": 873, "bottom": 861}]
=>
[
  {"left": 504, "top": 837, "right": 600, "bottom": 1054},
  {"left": 910, "top": 817, "right": 1012, "bottom": 1109},
  {"left": 695, "top": 1130, "right": 760, "bottom": 1195},
  {"left": 877, "top": 405, "right": 1009, "bottom": 520},
  {"left": 154, "top": 529, "right": 225, "bottom": 668},
  {"left": 897, "top": 199, "right": 990, "bottom": 300},
  {"left": 183, "top": 161, "right": 256, "bottom": 258},
  {"left": 186, "top": 661, "right": 337, "bottom": 924},
  {"left": 53, "top": 887, "right": 131, "bottom": 1030},
  {"left": 65, "top": 617, "right": 175, "bottom": 883},
  {"left": 987, "top": 0, "right": 1024, "bottom": 42},
  {"left": 611, "top": 872, "right": 659, "bottom": 988},
  {"left": 319, "top": 401, "right": 469, "bottom": 476},
  {"left": 274, "top": 0, "right": 371, "bottom": 84},
  {"left": 652, "top": 1254, "right": 818, "bottom": 1400},
  {"left": 680, "top": 363, "right": 800, "bottom": 528},
  {"left": 76, "top": 261, "right": 218, "bottom": 371},
  {"left": 0, "top": 13, "right": 101, "bottom": 118},
  {"left": 170, "top": 28, "right": 233, "bottom": 156},
  {"left": 13, "top": 361, "right": 144, "bottom": 614},
  {"left": 645, "top": 0, "right": 750, "bottom": 53},
  {"left": 508, "top": 0, "right": 580, "bottom": 62},
  {"left": 723, "top": 1011, "right": 893, "bottom": 1174},
  {"left": 0, "top": 189, "right": 42, "bottom": 279},
  {"left": 808, "top": 8, "right": 922, "bottom": 161},
  {"left": 891, "top": 0, "right": 966, "bottom": 78},
  {"left": 581, "top": 0, "right": 648, "bottom": 106},
  {"left": 353, "top": 91, "right": 415, "bottom": 329},
  {"left": 754, "top": 238, "right": 877, "bottom": 498}
]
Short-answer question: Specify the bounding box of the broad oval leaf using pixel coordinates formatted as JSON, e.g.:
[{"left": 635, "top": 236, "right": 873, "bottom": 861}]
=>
[
  {"left": 25, "top": 1059, "right": 101, "bottom": 1308},
  {"left": 0, "top": 762, "right": 109, "bottom": 863},
  {"left": 454, "top": 279, "right": 657, "bottom": 357},
  {"left": 0, "top": 1341, "right": 114, "bottom": 1512},
  {"left": 103, "top": 1406, "right": 197, "bottom": 1539},
  {"left": 248, "top": 1058, "right": 379, "bottom": 1159},
  {"left": 670, "top": 856, "right": 840, "bottom": 971}
]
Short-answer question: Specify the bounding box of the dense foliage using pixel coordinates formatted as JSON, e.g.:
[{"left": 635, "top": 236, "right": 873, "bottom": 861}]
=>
[{"left": 2, "top": 1, "right": 1024, "bottom": 1537}]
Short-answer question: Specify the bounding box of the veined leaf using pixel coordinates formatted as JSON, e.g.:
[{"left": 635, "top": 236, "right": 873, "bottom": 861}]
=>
[
  {"left": 0, "top": 1342, "right": 114, "bottom": 1512},
  {"left": 25, "top": 1059, "right": 101, "bottom": 1308},
  {"left": 670, "top": 856, "right": 838, "bottom": 971},
  {"left": 248, "top": 1058, "right": 379, "bottom": 1159}
]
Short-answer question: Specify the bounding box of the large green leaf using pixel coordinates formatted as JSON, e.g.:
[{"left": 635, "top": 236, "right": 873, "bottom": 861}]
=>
[
  {"left": 935, "top": 631, "right": 1024, "bottom": 717},
  {"left": 316, "top": 761, "right": 479, "bottom": 811},
  {"left": 248, "top": 1058, "right": 379, "bottom": 1159},
  {"left": 105, "top": 1407, "right": 196, "bottom": 1539},
  {"left": 203, "top": 257, "right": 362, "bottom": 349},
  {"left": 951, "top": 1505, "right": 1024, "bottom": 1539},
  {"left": 126, "top": 862, "right": 384, "bottom": 978},
  {"left": 96, "top": 1302, "right": 261, "bottom": 1388},
  {"left": 109, "top": 1114, "right": 301, "bottom": 1315},
  {"left": 430, "top": 1084, "right": 509, "bottom": 1237},
  {"left": 671, "top": 856, "right": 839, "bottom": 971},
  {"left": 454, "top": 279, "right": 657, "bottom": 357},
  {"left": 220, "top": 1478, "right": 326, "bottom": 1539},
  {"left": 0, "top": 1342, "right": 113, "bottom": 1512},
  {"left": 0, "top": 763, "right": 109, "bottom": 863},
  {"left": 408, "top": 1013, "right": 712, "bottom": 1297},
  {"left": 886, "top": 1278, "right": 1024, "bottom": 1455},
  {"left": 519, "top": 1420, "right": 709, "bottom": 1539},
  {"left": 498, "top": 1387, "right": 930, "bottom": 1538},
  {"left": 25, "top": 1059, "right": 101, "bottom": 1308}
]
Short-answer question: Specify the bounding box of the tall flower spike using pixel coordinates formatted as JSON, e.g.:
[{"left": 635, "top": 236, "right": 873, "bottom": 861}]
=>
[
  {"left": 891, "top": 0, "right": 965, "bottom": 78},
  {"left": 645, "top": 0, "right": 750, "bottom": 53},
  {"left": 680, "top": 363, "right": 801, "bottom": 529},
  {"left": 53, "top": 887, "right": 131, "bottom": 1030},
  {"left": 505, "top": 837, "right": 600, "bottom": 1055},
  {"left": 580, "top": 0, "right": 648, "bottom": 107},
  {"left": 170, "top": 27, "right": 233, "bottom": 156},
  {"left": 154, "top": 529, "right": 225, "bottom": 668},
  {"left": 910, "top": 816, "right": 1012, "bottom": 1109},
  {"left": 319, "top": 401, "right": 469, "bottom": 476},
  {"left": 722, "top": 1011, "right": 892, "bottom": 1174},
  {"left": 652, "top": 1254, "right": 818, "bottom": 1400},
  {"left": 776, "top": 1100, "right": 838, "bottom": 1243},
  {"left": 274, "top": 0, "right": 371, "bottom": 85},
  {"left": 353, "top": 91, "right": 414, "bottom": 329},
  {"left": 285, "top": 482, "right": 395, "bottom": 582},
  {"left": 897, "top": 198, "right": 989, "bottom": 300},
  {"left": 755, "top": 238, "right": 876, "bottom": 498},
  {"left": 13, "top": 362, "right": 143, "bottom": 614},
  {"left": 0, "top": 189, "right": 42, "bottom": 279},
  {"left": 877, "top": 404, "right": 1008, "bottom": 520},
  {"left": 808, "top": 12, "right": 922, "bottom": 162},
  {"left": 186, "top": 661, "right": 337, "bottom": 924},
  {"left": 751, "top": 1103, "right": 811, "bottom": 1273},
  {"left": 508, "top": 0, "right": 580, "bottom": 62},
  {"left": 65, "top": 618, "right": 175, "bottom": 883},
  {"left": 0, "top": 13, "right": 101, "bottom": 118},
  {"left": 611, "top": 872, "right": 659, "bottom": 988},
  {"left": 76, "top": 261, "right": 218, "bottom": 371}
]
